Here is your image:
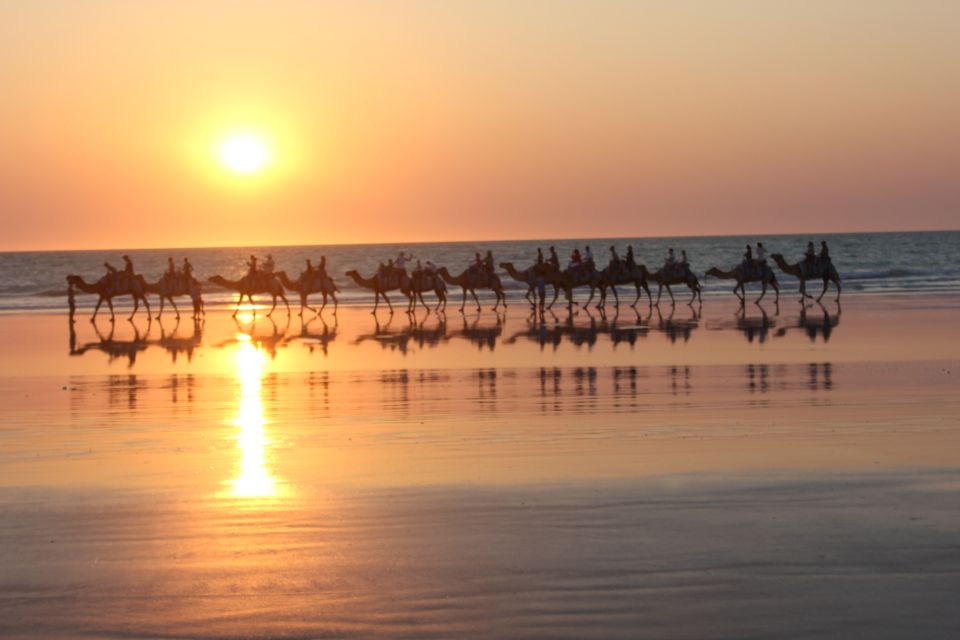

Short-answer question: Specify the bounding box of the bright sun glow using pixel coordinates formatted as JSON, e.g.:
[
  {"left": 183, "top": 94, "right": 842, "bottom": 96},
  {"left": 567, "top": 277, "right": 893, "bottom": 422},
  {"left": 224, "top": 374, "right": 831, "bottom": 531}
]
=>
[{"left": 219, "top": 133, "right": 270, "bottom": 174}]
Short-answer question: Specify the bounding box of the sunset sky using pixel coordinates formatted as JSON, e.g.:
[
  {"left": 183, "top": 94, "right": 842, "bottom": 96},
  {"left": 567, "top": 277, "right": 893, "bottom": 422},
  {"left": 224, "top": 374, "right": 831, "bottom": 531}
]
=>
[{"left": 1, "top": 1, "right": 957, "bottom": 251}]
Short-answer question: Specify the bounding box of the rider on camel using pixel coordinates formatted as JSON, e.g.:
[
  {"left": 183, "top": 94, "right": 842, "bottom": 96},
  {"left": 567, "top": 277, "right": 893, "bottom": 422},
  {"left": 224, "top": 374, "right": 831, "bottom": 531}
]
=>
[
  {"left": 262, "top": 254, "right": 275, "bottom": 274},
  {"left": 625, "top": 246, "right": 636, "bottom": 269},
  {"left": 665, "top": 247, "right": 677, "bottom": 275},
  {"left": 395, "top": 251, "right": 412, "bottom": 276},
  {"left": 819, "top": 241, "right": 830, "bottom": 262},
  {"left": 584, "top": 246, "right": 594, "bottom": 270},
  {"left": 548, "top": 246, "right": 560, "bottom": 271},
  {"left": 609, "top": 246, "right": 621, "bottom": 272},
  {"left": 484, "top": 251, "right": 495, "bottom": 277}
]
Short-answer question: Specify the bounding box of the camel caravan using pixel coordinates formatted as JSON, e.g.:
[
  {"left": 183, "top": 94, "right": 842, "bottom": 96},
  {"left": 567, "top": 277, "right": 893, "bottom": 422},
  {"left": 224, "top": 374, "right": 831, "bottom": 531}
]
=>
[{"left": 65, "top": 241, "right": 840, "bottom": 321}]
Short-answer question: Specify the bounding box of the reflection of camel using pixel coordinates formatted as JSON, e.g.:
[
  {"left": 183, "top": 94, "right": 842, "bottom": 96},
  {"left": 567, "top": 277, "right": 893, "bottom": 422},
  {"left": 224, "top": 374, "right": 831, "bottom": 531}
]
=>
[
  {"left": 437, "top": 267, "right": 507, "bottom": 312},
  {"left": 216, "top": 315, "right": 290, "bottom": 359},
  {"left": 499, "top": 262, "right": 564, "bottom": 309},
  {"left": 276, "top": 270, "right": 339, "bottom": 316},
  {"left": 69, "top": 319, "right": 149, "bottom": 366},
  {"left": 67, "top": 274, "right": 152, "bottom": 322},
  {"left": 776, "top": 301, "right": 841, "bottom": 342},
  {"left": 208, "top": 274, "right": 290, "bottom": 317},
  {"left": 146, "top": 274, "right": 203, "bottom": 319},
  {"left": 771, "top": 253, "right": 842, "bottom": 302},
  {"left": 705, "top": 264, "right": 780, "bottom": 304},
  {"left": 281, "top": 316, "right": 338, "bottom": 355},
  {"left": 446, "top": 313, "right": 503, "bottom": 351},
  {"left": 352, "top": 314, "right": 449, "bottom": 354},
  {"left": 68, "top": 316, "right": 202, "bottom": 366},
  {"left": 733, "top": 303, "right": 777, "bottom": 344},
  {"left": 506, "top": 307, "right": 653, "bottom": 351},
  {"left": 345, "top": 269, "right": 412, "bottom": 314},
  {"left": 155, "top": 318, "right": 203, "bottom": 362},
  {"left": 654, "top": 303, "right": 701, "bottom": 343}
]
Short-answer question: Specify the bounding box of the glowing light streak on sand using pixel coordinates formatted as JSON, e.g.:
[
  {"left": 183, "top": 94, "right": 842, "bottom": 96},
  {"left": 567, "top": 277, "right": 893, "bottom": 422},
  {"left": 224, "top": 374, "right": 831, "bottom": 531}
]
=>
[{"left": 228, "top": 333, "right": 283, "bottom": 498}]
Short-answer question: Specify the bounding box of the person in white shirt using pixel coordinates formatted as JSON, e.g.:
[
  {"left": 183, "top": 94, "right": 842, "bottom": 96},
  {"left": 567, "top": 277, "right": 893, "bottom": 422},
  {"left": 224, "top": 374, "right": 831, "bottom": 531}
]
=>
[
  {"left": 395, "top": 251, "right": 412, "bottom": 271},
  {"left": 756, "top": 242, "right": 767, "bottom": 264},
  {"left": 584, "top": 246, "right": 594, "bottom": 268}
]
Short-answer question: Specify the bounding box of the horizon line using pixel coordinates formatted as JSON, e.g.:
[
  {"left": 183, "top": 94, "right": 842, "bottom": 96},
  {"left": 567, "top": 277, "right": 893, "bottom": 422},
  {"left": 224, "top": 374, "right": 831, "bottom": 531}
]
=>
[{"left": 2, "top": 227, "right": 957, "bottom": 255}]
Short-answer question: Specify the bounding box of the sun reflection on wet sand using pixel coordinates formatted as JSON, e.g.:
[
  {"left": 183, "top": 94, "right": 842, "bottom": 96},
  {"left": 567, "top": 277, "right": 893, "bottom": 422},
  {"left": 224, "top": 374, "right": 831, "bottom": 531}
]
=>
[{"left": 228, "top": 333, "right": 285, "bottom": 499}]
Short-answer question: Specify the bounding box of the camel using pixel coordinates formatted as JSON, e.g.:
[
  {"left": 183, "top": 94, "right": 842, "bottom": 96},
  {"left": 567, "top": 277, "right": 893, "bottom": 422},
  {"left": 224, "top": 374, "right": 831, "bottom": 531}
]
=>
[
  {"left": 345, "top": 269, "right": 413, "bottom": 314},
  {"left": 437, "top": 267, "right": 507, "bottom": 312},
  {"left": 771, "top": 254, "right": 841, "bottom": 302},
  {"left": 276, "top": 270, "right": 339, "bottom": 316},
  {"left": 547, "top": 266, "right": 607, "bottom": 308},
  {"left": 146, "top": 273, "right": 203, "bottom": 319},
  {"left": 499, "top": 262, "right": 564, "bottom": 309},
  {"left": 705, "top": 263, "right": 780, "bottom": 304},
  {"left": 66, "top": 273, "right": 152, "bottom": 322},
  {"left": 208, "top": 273, "right": 290, "bottom": 317},
  {"left": 409, "top": 271, "right": 448, "bottom": 313},
  {"left": 636, "top": 264, "right": 702, "bottom": 305},
  {"left": 597, "top": 263, "right": 653, "bottom": 308}
]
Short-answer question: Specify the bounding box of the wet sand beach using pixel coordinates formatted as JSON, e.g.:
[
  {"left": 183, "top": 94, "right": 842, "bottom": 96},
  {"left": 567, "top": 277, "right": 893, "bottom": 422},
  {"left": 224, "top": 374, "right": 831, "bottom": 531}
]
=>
[{"left": 2, "top": 294, "right": 959, "bottom": 638}]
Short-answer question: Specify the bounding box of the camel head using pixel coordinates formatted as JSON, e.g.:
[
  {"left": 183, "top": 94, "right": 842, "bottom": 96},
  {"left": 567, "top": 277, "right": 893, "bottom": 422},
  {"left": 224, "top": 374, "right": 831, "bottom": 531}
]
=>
[
  {"left": 66, "top": 275, "right": 83, "bottom": 286},
  {"left": 705, "top": 267, "right": 722, "bottom": 278}
]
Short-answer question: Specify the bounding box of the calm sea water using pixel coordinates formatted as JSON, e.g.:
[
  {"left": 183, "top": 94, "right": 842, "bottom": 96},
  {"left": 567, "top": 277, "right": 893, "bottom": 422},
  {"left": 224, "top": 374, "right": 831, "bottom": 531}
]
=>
[{"left": 1, "top": 231, "right": 957, "bottom": 312}]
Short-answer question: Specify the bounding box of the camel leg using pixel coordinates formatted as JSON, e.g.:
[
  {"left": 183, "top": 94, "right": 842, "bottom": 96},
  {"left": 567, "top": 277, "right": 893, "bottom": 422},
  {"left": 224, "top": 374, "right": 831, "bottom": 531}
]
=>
[
  {"left": 733, "top": 283, "right": 744, "bottom": 305},
  {"left": 156, "top": 296, "right": 165, "bottom": 319},
  {"left": 772, "top": 281, "right": 780, "bottom": 304},
  {"left": 232, "top": 294, "right": 244, "bottom": 317},
  {"left": 833, "top": 277, "right": 841, "bottom": 301},
  {"left": 689, "top": 286, "right": 697, "bottom": 305},
  {"left": 128, "top": 295, "right": 139, "bottom": 321},
  {"left": 816, "top": 278, "right": 830, "bottom": 302},
  {"left": 584, "top": 287, "right": 595, "bottom": 307},
  {"left": 143, "top": 295, "right": 151, "bottom": 318},
  {"left": 492, "top": 289, "right": 503, "bottom": 311},
  {"left": 611, "top": 286, "right": 620, "bottom": 308},
  {"left": 92, "top": 296, "right": 104, "bottom": 322},
  {"left": 169, "top": 296, "right": 180, "bottom": 319},
  {"left": 757, "top": 282, "right": 766, "bottom": 303},
  {"left": 267, "top": 294, "right": 278, "bottom": 316},
  {"left": 471, "top": 289, "right": 481, "bottom": 312},
  {"left": 666, "top": 285, "right": 675, "bottom": 305},
  {"left": 654, "top": 285, "right": 663, "bottom": 306},
  {"left": 459, "top": 288, "right": 467, "bottom": 313},
  {"left": 282, "top": 294, "right": 290, "bottom": 315},
  {"left": 372, "top": 291, "right": 380, "bottom": 314},
  {"left": 548, "top": 285, "right": 560, "bottom": 309}
]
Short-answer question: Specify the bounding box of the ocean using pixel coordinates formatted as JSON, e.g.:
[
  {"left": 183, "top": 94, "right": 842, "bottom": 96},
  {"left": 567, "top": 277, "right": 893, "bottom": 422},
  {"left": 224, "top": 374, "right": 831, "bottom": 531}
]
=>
[{"left": 1, "top": 230, "right": 957, "bottom": 312}]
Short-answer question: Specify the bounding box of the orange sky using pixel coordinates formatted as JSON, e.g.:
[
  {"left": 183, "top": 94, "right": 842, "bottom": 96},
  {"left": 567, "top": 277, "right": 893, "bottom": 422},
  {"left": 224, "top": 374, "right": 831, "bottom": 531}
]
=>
[{"left": 1, "top": 1, "right": 958, "bottom": 251}]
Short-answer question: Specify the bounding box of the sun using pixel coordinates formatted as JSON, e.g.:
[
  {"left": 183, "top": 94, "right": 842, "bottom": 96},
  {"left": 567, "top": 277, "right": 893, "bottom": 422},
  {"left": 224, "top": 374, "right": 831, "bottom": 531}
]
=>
[{"left": 218, "top": 133, "right": 271, "bottom": 175}]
